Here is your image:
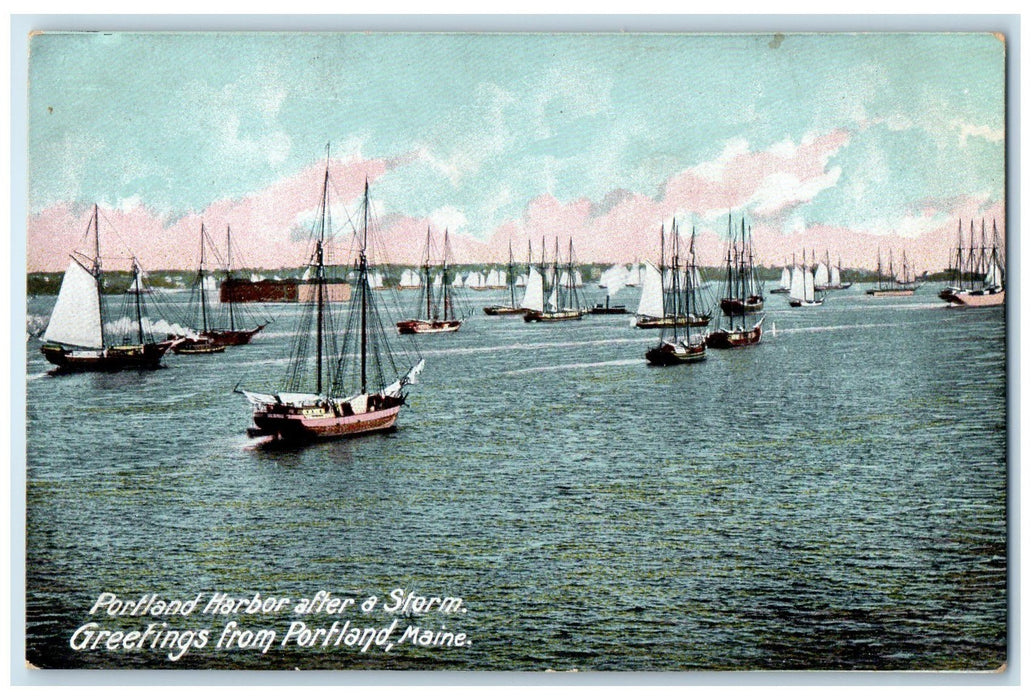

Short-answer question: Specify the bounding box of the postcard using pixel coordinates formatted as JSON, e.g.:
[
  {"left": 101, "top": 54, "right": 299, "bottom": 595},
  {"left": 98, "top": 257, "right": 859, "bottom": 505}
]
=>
[{"left": 21, "top": 28, "right": 1007, "bottom": 674}]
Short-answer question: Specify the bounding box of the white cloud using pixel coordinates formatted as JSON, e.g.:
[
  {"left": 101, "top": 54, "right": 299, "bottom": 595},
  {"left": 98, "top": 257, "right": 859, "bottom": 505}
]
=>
[
  {"left": 750, "top": 167, "right": 842, "bottom": 215},
  {"left": 429, "top": 206, "right": 468, "bottom": 233},
  {"left": 692, "top": 137, "right": 750, "bottom": 182},
  {"left": 954, "top": 121, "right": 1004, "bottom": 145}
]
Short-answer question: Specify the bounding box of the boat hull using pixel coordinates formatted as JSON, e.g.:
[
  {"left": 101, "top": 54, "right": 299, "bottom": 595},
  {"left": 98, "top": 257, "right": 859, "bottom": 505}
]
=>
[
  {"left": 173, "top": 339, "right": 226, "bottom": 355},
  {"left": 396, "top": 319, "right": 462, "bottom": 334},
  {"left": 706, "top": 319, "right": 764, "bottom": 349},
  {"left": 635, "top": 314, "right": 710, "bottom": 329},
  {"left": 250, "top": 400, "right": 403, "bottom": 441},
  {"left": 482, "top": 306, "right": 524, "bottom": 316},
  {"left": 523, "top": 309, "right": 584, "bottom": 322},
  {"left": 720, "top": 296, "right": 764, "bottom": 315},
  {"left": 788, "top": 298, "right": 824, "bottom": 307},
  {"left": 201, "top": 324, "right": 266, "bottom": 346},
  {"left": 943, "top": 289, "right": 1005, "bottom": 307},
  {"left": 41, "top": 341, "right": 173, "bottom": 371},
  {"left": 589, "top": 307, "right": 626, "bottom": 317},
  {"left": 866, "top": 289, "right": 915, "bottom": 297},
  {"left": 645, "top": 341, "right": 706, "bottom": 366}
]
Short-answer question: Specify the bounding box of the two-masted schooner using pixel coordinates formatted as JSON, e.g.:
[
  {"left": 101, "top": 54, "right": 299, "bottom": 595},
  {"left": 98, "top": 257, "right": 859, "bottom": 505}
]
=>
[
  {"left": 396, "top": 227, "right": 464, "bottom": 334},
  {"left": 176, "top": 223, "right": 267, "bottom": 354},
  {"left": 41, "top": 204, "right": 174, "bottom": 371},
  {"left": 483, "top": 240, "right": 525, "bottom": 316},
  {"left": 238, "top": 154, "right": 424, "bottom": 442}
]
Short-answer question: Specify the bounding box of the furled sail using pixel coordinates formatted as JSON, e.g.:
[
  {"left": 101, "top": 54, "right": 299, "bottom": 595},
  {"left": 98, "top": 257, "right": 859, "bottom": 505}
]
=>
[{"left": 44, "top": 259, "right": 104, "bottom": 349}]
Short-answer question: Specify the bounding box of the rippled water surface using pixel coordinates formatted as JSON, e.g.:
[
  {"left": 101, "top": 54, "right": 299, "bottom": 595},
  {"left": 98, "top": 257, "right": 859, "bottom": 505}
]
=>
[{"left": 25, "top": 285, "right": 1007, "bottom": 671}]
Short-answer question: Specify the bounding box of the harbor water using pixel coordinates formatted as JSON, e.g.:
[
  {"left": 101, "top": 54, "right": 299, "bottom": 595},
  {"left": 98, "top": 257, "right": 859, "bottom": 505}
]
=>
[{"left": 24, "top": 284, "right": 1007, "bottom": 671}]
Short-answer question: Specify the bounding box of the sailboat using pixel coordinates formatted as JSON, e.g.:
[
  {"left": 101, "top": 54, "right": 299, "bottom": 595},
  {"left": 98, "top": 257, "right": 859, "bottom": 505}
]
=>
[
  {"left": 718, "top": 214, "right": 764, "bottom": 315},
  {"left": 940, "top": 219, "right": 1005, "bottom": 308},
  {"left": 707, "top": 213, "right": 764, "bottom": 348},
  {"left": 770, "top": 265, "right": 792, "bottom": 294},
  {"left": 787, "top": 251, "right": 825, "bottom": 307},
  {"left": 866, "top": 248, "right": 920, "bottom": 297},
  {"left": 645, "top": 225, "right": 706, "bottom": 365},
  {"left": 176, "top": 223, "right": 264, "bottom": 353},
  {"left": 41, "top": 204, "right": 174, "bottom": 371},
  {"left": 238, "top": 153, "right": 424, "bottom": 442},
  {"left": 397, "top": 228, "right": 464, "bottom": 334},
  {"left": 635, "top": 221, "right": 711, "bottom": 328},
  {"left": 813, "top": 251, "right": 850, "bottom": 291},
  {"left": 523, "top": 238, "right": 585, "bottom": 322},
  {"left": 483, "top": 240, "right": 525, "bottom": 315}
]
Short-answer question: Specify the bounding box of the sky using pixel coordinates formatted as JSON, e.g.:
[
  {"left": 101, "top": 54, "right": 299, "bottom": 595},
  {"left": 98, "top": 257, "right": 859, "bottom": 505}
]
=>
[{"left": 25, "top": 31, "right": 1006, "bottom": 272}]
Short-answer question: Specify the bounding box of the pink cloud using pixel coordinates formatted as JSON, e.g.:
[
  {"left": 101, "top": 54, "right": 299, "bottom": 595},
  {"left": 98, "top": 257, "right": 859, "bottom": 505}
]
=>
[{"left": 28, "top": 130, "right": 1004, "bottom": 278}]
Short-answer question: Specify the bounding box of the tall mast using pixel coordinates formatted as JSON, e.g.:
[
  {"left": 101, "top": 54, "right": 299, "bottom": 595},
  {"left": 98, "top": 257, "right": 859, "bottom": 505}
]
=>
[
  {"left": 226, "top": 225, "right": 236, "bottom": 331},
  {"left": 360, "top": 178, "right": 369, "bottom": 394},
  {"left": 424, "top": 226, "right": 433, "bottom": 320},
  {"left": 443, "top": 229, "right": 452, "bottom": 321},
  {"left": 132, "top": 258, "right": 144, "bottom": 345},
  {"left": 567, "top": 238, "right": 575, "bottom": 310},
  {"left": 315, "top": 154, "right": 330, "bottom": 395},
  {"left": 198, "top": 224, "right": 209, "bottom": 333},
  {"left": 507, "top": 238, "right": 516, "bottom": 308},
  {"left": 92, "top": 204, "right": 107, "bottom": 349},
  {"left": 671, "top": 222, "right": 680, "bottom": 341},
  {"left": 659, "top": 222, "right": 667, "bottom": 316}
]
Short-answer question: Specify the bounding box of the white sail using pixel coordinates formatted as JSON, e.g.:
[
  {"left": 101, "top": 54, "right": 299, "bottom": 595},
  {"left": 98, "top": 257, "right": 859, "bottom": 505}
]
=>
[
  {"left": 399, "top": 269, "right": 420, "bottom": 287},
  {"left": 778, "top": 267, "right": 791, "bottom": 290},
  {"left": 466, "top": 271, "right": 485, "bottom": 288},
  {"left": 813, "top": 262, "right": 830, "bottom": 288},
  {"left": 636, "top": 261, "right": 665, "bottom": 318},
  {"left": 485, "top": 269, "right": 502, "bottom": 287},
  {"left": 44, "top": 259, "right": 104, "bottom": 349},
  {"left": 574, "top": 270, "right": 583, "bottom": 287},
  {"left": 559, "top": 270, "right": 570, "bottom": 287},
  {"left": 804, "top": 267, "right": 816, "bottom": 301},
  {"left": 830, "top": 265, "right": 841, "bottom": 287},
  {"left": 515, "top": 274, "right": 527, "bottom": 288},
  {"left": 452, "top": 272, "right": 464, "bottom": 288},
  {"left": 520, "top": 267, "right": 544, "bottom": 312},
  {"left": 789, "top": 266, "right": 805, "bottom": 301},
  {"left": 984, "top": 261, "right": 1004, "bottom": 288},
  {"left": 497, "top": 270, "right": 508, "bottom": 287},
  {"left": 546, "top": 287, "right": 558, "bottom": 312},
  {"left": 432, "top": 273, "right": 443, "bottom": 288}
]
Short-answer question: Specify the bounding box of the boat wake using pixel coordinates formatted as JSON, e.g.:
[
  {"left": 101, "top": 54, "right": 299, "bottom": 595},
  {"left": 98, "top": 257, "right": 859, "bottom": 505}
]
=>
[
  {"left": 421, "top": 337, "right": 644, "bottom": 357},
  {"left": 777, "top": 317, "right": 951, "bottom": 335},
  {"left": 500, "top": 358, "right": 642, "bottom": 375}
]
